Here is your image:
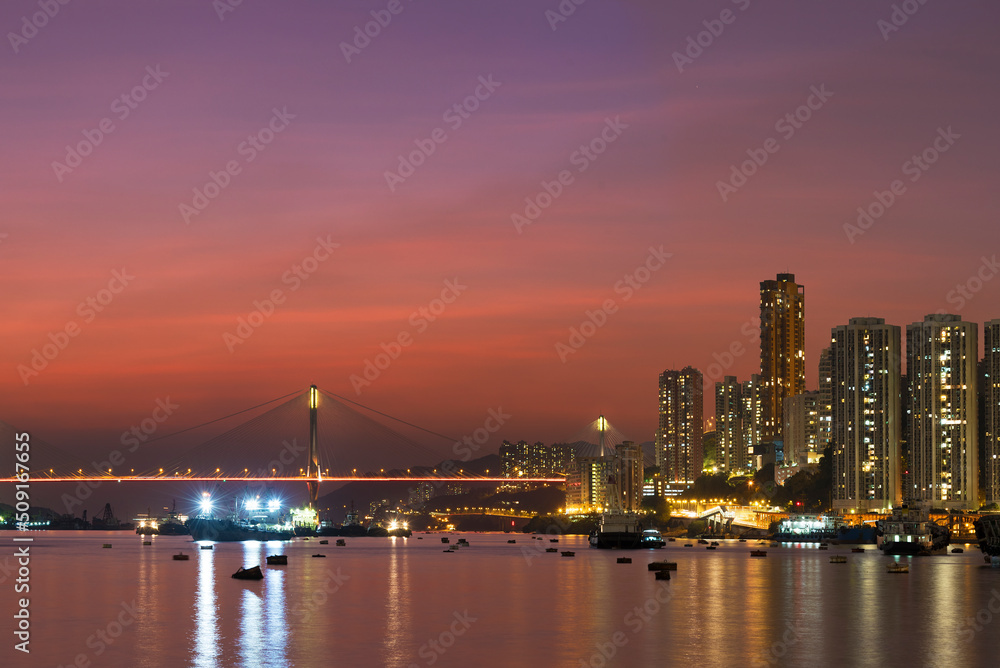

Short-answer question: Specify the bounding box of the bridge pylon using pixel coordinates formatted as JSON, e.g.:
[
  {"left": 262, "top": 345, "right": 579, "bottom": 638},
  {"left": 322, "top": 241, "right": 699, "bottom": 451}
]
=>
[{"left": 306, "top": 385, "right": 320, "bottom": 510}]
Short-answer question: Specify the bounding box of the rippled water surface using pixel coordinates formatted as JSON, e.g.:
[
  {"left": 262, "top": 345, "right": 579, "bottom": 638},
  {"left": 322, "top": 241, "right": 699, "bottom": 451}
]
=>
[{"left": 3, "top": 531, "right": 999, "bottom": 667}]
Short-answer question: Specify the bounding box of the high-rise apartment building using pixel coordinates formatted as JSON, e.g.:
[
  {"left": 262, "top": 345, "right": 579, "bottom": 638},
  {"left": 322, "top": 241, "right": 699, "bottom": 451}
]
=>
[
  {"left": 615, "top": 441, "right": 644, "bottom": 513},
  {"left": 760, "top": 273, "right": 806, "bottom": 442},
  {"left": 907, "top": 314, "right": 979, "bottom": 509},
  {"left": 783, "top": 391, "right": 820, "bottom": 466},
  {"left": 715, "top": 376, "right": 742, "bottom": 473},
  {"left": 818, "top": 346, "right": 833, "bottom": 452},
  {"left": 830, "top": 318, "right": 901, "bottom": 512},
  {"left": 740, "top": 374, "right": 763, "bottom": 471},
  {"left": 657, "top": 367, "right": 704, "bottom": 485},
  {"left": 984, "top": 319, "right": 1000, "bottom": 503}
]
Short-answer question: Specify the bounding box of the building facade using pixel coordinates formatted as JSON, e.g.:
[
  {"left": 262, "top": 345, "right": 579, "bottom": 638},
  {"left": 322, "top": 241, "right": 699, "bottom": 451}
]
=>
[
  {"left": 783, "top": 390, "right": 820, "bottom": 466},
  {"left": 740, "top": 374, "right": 763, "bottom": 471},
  {"left": 907, "top": 314, "right": 979, "bottom": 509},
  {"left": 818, "top": 346, "right": 833, "bottom": 452},
  {"left": 760, "top": 273, "right": 806, "bottom": 442},
  {"left": 985, "top": 319, "right": 1000, "bottom": 503},
  {"left": 656, "top": 367, "right": 704, "bottom": 485},
  {"left": 830, "top": 318, "right": 902, "bottom": 512},
  {"left": 615, "top": 441, "right": 644, "bottom": 513},
  {"left": 715, "top": 376, "right": 742, "bottom": 473}
]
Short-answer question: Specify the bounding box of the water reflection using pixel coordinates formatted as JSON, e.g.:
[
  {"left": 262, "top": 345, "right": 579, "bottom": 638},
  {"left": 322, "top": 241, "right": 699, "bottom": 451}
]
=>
[
  {"left": 383, "top": 539, "right": 412, "bottom": 665},
  {"left": 193, "top": 543, "right": 219, "bottom": 668},
  {"left": 264, "top": 543, "right": 288, "bottom": 666}
]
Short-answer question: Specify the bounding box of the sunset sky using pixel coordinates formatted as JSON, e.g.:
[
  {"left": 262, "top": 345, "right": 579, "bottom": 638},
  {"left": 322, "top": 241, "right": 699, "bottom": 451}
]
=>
[{"left": 3, "top": 0, "right": 999, "bottom": 466}]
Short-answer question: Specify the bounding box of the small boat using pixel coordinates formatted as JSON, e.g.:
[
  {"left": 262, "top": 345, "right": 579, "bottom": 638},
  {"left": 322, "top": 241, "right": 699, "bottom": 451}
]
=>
[
  {"left": 647, "top": 562, "right": 677, "bottom": 571},
  {"left": 443, "top": 548, "right": 455, "bottom": 552},
  {"left": 550, "top": 539, "right": 559, "bottom": 543},
  {"left": 738, "top": 539, "right": 747, "bottom": 543},
  {"left": 561, "top": 551, "right": 575, "bottom": 557},
  {"left": 951, "top": 548, "right": 964, "bottom": 554},
  {"left": 617, "top": 557, "right": 632, "bottom": 564},
  {"left": 417, "top": 537, "right": 423, "bottom": 540},
  {"left": 852, "top": 548, "right": 865, "bottom": 553},
  {"left": 507, "top": 540, "right": 517, "bottom": 544},
  {"left": 818, "top": 546, "right": 829, "bottom": 551},
  {"left": 102, "top": 544, "right": 112, "bottom": 548},
  {"left": 710, "top": 541, "right": 720, "bottom": 547},
  {"left": 819, "top": 542, "right": 829, "bottom": 547},
  {"left": 319, "top": 540, "right": 329, "bottom": 545},
  {"left": 697, "top": 539, "right": 709, "bottom": 545},
  {"left": 312, "top": 554, "right": 326, "bottom": 558},
  {"left": 232, "top": 566, "right": 264, "bottom": 580},
  {"left": 829, "top": 556, "right": 847, "bottom": 563},
  {"left": 142, "top": 541, "right": 152, "bottom": 546},
  {"left": 457, "top": 538, "right": 469, "bottom": 545},
  {"left": 545, "top": 548, "right": 558, "bottom": 553},
  {"left": 887, "top": 562, "right": 909, "bottom": 574},
  {"left": 654, "top": 570, "right": 671, "bottom": 580},
  {"left": 265, "top": 555, "right": 287, "bottom": 565},
  {"left": 684, "top": 543, "right": 693, "bottom": 548},
  {"left": 336, "top": 539, "right": 346, "bottom": 546},
  {"left": 706, "top": 546, "right": 717, "bottom": 550},
  {"left": 200, "top": 545, "right": 213, "bottom": 550},
  {"left": 441, "top": 537, "right": 450, "bottom": 544},
  {"left": 750, "top": 550, "right": 767, "bottom": 557},
  {"left": 173, "top": 553, "right": 189, "bottom": 561}
]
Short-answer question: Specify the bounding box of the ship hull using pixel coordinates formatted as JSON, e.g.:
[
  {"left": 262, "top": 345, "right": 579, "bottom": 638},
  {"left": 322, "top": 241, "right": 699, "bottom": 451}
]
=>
[
  {"left": 975, "top": 516, "right": 1000, "bottom": 557},
  {"left": 188, "top": 519, "right": 293, "bottom": 542}
]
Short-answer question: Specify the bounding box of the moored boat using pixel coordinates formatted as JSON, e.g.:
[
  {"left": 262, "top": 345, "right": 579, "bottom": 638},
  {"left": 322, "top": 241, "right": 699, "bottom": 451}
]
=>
[
  {"left": 232, "top": 565, "right": 263, "bottom": 580},
  {"left": 876, "top": 507, "right": 950, "bottom": 555},
  {"left": 265, "top": 555, "right": 287, "bottom": 565}
]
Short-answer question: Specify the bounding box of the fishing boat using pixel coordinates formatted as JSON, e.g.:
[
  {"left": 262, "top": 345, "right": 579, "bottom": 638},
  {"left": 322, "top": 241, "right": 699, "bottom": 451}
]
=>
[
  {"left": 265, "top": 555, "right": 287, "bottom": 565},
  {"left": 232, "top": 566, "right": 263, "bottom": 580},
  {"left": 561, "top": 551, "right": 575, "bottom": 557},
  {"left": 974, "top": 515, "right": 1000, "bottom": 556},
  {"left": 189, "top": 518, "right": 294, "bottom": 542},
  {"left": 876, "top": 506, "right": 950, "bottom": 555},
  {"left": 545, "top": 548, "right": 558, "bottom": 553},
  {"left": 172, "top": 552, "right": 189, "bottom": 561}
]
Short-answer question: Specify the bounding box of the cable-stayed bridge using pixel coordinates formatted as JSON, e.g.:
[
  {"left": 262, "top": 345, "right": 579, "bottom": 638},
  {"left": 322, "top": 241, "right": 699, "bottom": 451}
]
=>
[{"left": 2, "top": 386, "right": 564, "bottom": 507}]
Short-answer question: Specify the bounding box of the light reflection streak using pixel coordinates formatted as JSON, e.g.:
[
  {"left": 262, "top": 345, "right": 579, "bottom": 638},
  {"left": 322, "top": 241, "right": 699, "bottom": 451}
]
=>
[
  {"left": 382, "top": 539, "right": 412, "bottom": 665},
  {"left": 193, "top": 542, "right": 219, "bottom": 668},
  {"left": 264, "top": 542, "right": 288, "bottom": 666},
  {"left": 239, "top": 541, "right": 264, "bottom": 667}
]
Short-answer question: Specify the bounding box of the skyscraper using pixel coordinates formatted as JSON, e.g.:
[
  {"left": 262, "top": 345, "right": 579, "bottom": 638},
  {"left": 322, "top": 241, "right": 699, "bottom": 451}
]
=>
[
  {"left": 907, "top": 314, "right": 979, "bottom": 509},
  {"left": 657, "top": 367, "right": 704, "bottom": 485},
  {"left": 831, "top": 318, "right": 901, "bottom": 512},
  {"left": 715, "top": 376, "right": 743, "bottom": 473},
  {"left": 984, "top": 319, "right": 1000, "bottom": 503},
  {"left": 760, "top": 273, "right": 806, "bottom": 442},
  {"left": 818, "top": 346, "right": 833, "bottom": 451},
  {"left": 783, "top": 391, "right": 820, "bottom": 466},
  {"left": 615, "top": 441, "right": 644, "bottom": 512},
  {"left": 740, "top": 374, "right": 763, "bottom": 471}
]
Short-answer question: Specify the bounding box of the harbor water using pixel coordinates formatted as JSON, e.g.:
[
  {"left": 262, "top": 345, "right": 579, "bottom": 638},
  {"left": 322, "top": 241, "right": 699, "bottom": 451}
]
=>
[{"left": 2, "top": 531, "right": 998, "bottom": 667}]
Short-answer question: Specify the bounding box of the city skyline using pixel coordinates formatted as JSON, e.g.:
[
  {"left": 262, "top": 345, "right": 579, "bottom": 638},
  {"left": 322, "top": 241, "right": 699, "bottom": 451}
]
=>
[{"left": 3, "top": 1, "right": 999, "bottom": 457}]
